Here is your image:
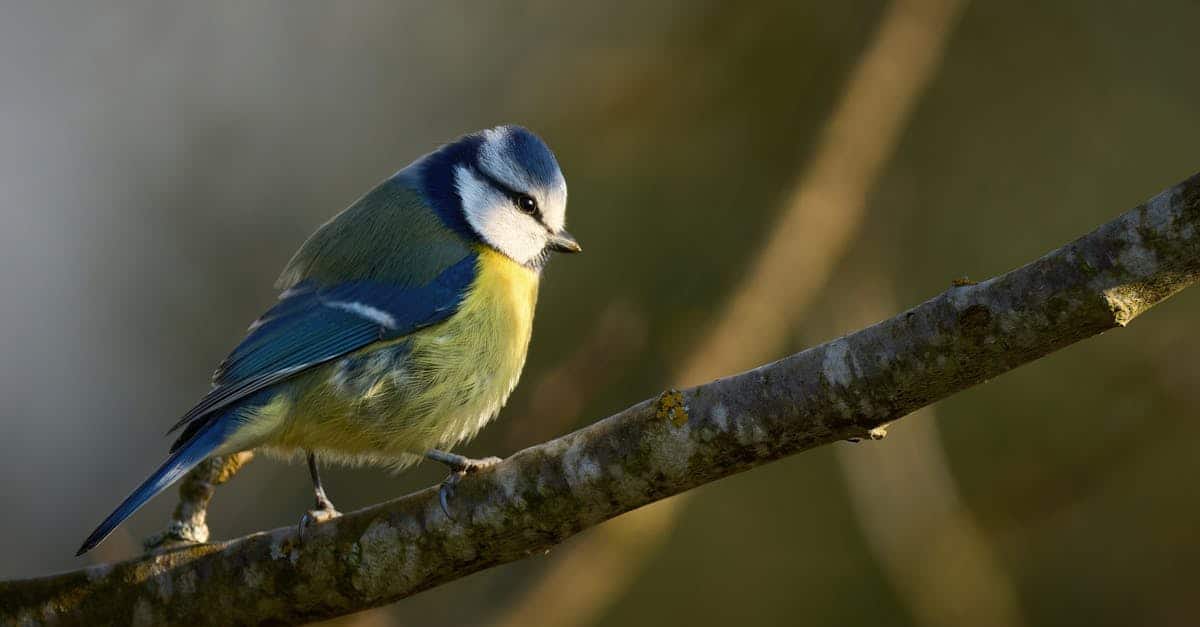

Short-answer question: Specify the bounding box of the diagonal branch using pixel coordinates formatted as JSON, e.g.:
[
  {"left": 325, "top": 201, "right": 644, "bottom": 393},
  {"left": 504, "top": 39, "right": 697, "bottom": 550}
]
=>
[
  {"left": 491, "top": 0, "right": 970, "bottom": 621},
  {"left": 3, "top": 171, "right": 1199, "bottom": 626}
]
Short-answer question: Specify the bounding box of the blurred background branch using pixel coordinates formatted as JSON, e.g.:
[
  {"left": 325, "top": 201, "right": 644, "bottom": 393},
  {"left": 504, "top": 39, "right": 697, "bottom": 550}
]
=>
[
  {"left": 491, "top": 0, "right": 965, "bottom": 624},
  {"left": 3, "top": 168, "right": 1198, "bottom": 625}
]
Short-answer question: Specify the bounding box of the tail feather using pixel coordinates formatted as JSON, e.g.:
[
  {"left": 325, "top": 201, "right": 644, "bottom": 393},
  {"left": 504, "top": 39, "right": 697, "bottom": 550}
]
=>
[{"left": 76, "top": 423, "right": 231, "bottom": 556}]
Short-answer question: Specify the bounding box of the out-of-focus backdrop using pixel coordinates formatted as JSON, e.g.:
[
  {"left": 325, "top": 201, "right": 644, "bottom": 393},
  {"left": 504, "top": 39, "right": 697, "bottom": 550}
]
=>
[{"left": 2, "top": 1, "right": 1199, "bottom": 626}]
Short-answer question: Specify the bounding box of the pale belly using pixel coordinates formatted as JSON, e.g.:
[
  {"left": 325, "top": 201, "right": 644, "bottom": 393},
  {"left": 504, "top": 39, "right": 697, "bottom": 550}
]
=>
[{"left": 251, "top": 248, "right": 539, "bottom": 468}]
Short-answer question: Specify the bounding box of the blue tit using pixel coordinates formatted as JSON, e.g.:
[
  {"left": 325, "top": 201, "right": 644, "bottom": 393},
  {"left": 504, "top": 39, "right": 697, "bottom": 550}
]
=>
[{"left": 77, "top": 125, "right": 581, "bottom": 555}]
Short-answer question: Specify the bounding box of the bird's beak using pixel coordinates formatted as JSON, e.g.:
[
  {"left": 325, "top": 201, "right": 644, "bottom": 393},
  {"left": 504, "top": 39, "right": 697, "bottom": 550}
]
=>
[{"left": 548, "top": 230, "right": 582, "bottom": 254}]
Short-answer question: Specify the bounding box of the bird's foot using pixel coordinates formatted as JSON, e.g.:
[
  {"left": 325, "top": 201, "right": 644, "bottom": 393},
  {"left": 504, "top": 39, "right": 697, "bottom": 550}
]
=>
[
  {"left": 425, "top": 450, "right": 503, "bottom": 519},
  {"left": 298, "top": 501, "right": 341, "bottom": 540}
]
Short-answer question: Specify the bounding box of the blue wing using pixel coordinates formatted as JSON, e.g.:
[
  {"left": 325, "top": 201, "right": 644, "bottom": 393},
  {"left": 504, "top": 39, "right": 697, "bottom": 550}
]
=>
[{"left": 166, "top": 252, "right": 478, "bottom": 444}]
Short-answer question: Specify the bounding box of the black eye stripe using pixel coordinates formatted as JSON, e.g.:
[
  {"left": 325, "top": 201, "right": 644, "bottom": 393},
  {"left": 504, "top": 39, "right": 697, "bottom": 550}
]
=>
[{"left": 471, "top": 165, "right": 544, "bottom": 222}]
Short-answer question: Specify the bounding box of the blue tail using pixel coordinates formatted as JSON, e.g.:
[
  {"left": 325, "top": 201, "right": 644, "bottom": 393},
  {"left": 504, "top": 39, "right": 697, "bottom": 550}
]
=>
[{"left": 76, "top": 421, "right": 233, "bottom": 556}]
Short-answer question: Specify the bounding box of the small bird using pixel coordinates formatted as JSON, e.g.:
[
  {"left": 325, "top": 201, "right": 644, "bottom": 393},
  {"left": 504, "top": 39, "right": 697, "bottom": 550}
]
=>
[{"left": 77, "top": 126, "right": 580, "bottom": 555}]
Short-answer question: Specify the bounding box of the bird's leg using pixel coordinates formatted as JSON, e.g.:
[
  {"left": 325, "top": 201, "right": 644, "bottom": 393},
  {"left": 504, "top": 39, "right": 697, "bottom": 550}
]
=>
[
  {"left": 308, "top": 451, "right": 338, "bottom": 512},
  {"left": 425, "top": 449, "right": 503, "bottom": 518},
  {"left": 299, "top": 451, "right": 341, "bottom": 535}
]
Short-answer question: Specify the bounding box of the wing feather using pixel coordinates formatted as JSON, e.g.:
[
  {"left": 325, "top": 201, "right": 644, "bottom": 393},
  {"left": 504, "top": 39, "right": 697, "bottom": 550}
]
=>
[{"left": 166, "top": 253, "right": 478, "bottom": 437}]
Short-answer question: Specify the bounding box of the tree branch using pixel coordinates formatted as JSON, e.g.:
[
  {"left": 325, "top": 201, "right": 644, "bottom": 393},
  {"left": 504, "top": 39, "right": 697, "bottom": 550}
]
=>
[{"left": 3, "top": 172, "right": 1199, "bottom": 625}]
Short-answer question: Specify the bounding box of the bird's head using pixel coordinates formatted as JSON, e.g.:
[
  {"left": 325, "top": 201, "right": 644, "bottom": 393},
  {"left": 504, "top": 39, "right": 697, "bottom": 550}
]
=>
[{"left": 416, "top": 125, "right": 579, "bottom": 268}]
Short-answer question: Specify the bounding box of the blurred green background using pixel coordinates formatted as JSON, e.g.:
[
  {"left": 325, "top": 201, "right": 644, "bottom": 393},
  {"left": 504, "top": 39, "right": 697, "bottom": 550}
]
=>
[{"left": 1, "top": 1, "right": 1198, "bottom": 626}]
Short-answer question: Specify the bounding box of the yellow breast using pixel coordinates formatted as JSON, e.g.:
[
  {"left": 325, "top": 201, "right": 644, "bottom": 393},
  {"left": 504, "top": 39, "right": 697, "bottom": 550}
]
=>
[
  {"left": 259, "top": 246, "right": 540, "bottom": 466},
  {"left": 396, "top": 246, "right": 540, "bottom": 447}
]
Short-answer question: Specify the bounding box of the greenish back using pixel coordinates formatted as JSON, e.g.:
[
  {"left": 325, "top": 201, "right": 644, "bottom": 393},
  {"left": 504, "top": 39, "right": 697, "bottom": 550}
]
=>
[{"left": 276, "top": 175, "right": 471, "bottom": 290}]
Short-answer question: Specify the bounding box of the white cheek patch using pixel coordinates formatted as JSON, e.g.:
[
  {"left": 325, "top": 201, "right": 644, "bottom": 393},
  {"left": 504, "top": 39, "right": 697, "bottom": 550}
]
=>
[{"left": 454, "top": 165, "right": 547, "bottom": 265}]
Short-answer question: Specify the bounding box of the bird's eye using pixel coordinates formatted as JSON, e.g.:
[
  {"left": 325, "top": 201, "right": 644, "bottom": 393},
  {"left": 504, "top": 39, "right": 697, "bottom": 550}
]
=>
[{"left": 515, "top": 194, "right": 538, "bottom": 215}]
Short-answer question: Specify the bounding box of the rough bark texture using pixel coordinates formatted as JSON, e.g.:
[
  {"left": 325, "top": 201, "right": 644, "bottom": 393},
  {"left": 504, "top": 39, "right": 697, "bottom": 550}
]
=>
[{"left": 3, "top": 171, "right": 1199, "bottom": 626}]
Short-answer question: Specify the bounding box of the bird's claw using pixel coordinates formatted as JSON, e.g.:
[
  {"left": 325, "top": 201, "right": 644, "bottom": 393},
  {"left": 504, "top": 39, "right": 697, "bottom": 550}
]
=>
[
  {"left": 433, "top": 455, "right": 502, "bottom": 519},
  {"left": 438, "top": 474, "right": 460, "bottom": 519},
  {"left": 298, "top": 504, "right": 341, "bottom": 540}
]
